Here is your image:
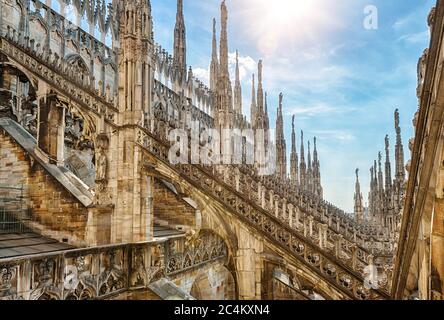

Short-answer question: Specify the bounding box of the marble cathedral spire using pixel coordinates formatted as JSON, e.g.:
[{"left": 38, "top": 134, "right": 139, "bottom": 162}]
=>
[
  {"left": 369, "top": 165, "right": 375, "bottom": 221},
  {"left": 264, "top": 92, "right": 270, "bottom": 132},
  {"left": 173, "top": 0, "right": 187, "bottom": 79},
  {"left": 214, "top": 0, "right": 233, "bottom": 129},
  {"left": 210, "top": 18, "right": 219, "bottom": 91},
  {"left": 378, "top": 152, "right": 384, "bottom": 196},
  {"left": 307, "top": 140, "right": 313, "bottom": 192},
  {"left": 275, "top": 93, "right": 287, "bottom": 180},
  {"left": 313, "top": 137, "right": 323, "bottom": 197},
  {"left": 290, "top": 115, "right": 299, "bottom": 186},
  {"left": 394, "top": 109, "right": 406, "bottom": 184},
  {"left": 257, "top": 60, "right": 264, "bottom": 115},
  {"left": 385, "top": 135, "right": 393, "bottom": 192},
  {"left": 217, "top": 0, "right": 232, "bottom": 110},
  {"left": 354, "top": 168, "right": 364, "bottom": 223},
  {"left": 300, "top": 131, "right": 306, "bottom": 190},
  {"left": 233, "top": 50, "right": 242, "bottom": 115},
  {"left": 250, "top": 74, "right": 256, "bottom": 127}
]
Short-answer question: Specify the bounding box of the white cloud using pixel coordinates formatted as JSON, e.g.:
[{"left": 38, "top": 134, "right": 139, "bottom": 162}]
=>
[
  {"left": 193, "top": 67, "right": 210, "bottom": 85},
  {"left": 397, "top": 30, "right": 430, "bottom": 44},
  {"left": 192, "top": 52, "right": 256, "bottom": 89},
  {"left": 285, "top": 103, "right": 354, "bottom": 118},
  {"left": 312, "top": 130, "right": 356, "bottom": 141},
  {"left": 228, "top": 52, "right": 256, "bottom": 83}
]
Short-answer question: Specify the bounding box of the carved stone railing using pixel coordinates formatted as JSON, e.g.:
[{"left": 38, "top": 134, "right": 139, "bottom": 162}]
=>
[
  {"left": 149, "top": 81, "right": 395, "bottom": 257},
  {"left": 0, "top": 233, "right": 227, "bottom": 300},
  {"left": 151, "top": 80, "right": 393, "bottom": 259},
  {"left": 136, "top": 126, "right": 390, "bottom": 300},
  {"left": 0, "top": 32, "right": 118, "bottom": 126}
]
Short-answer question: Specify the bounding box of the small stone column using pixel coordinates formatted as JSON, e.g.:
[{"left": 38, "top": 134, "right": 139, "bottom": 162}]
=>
[
  {"left": 351, "top": 244, "right": 358, "bottom": 270},
  {"left": 335, "top": 234, "right": 343, "bottom": 258},
  {"left": 318, "top": 223, "right": 324, "bottom": 248},
  {"left": 282, "top": 198, "right": 287, "bottom": 222},
  {"left": 257, "top": 183, "right": 262, "bottom": 204},
  {"left": 295, "top": 207, "right": 300, "bottom": 230},
  {"left": 288, "top": 203, "right": 294, "bottom": 228},
  {"left": 36, "top": 93, "right": 65, "bottom": 166},
  {"left": 269, "top": 190, "right": 274, "bottom": 212},
  {"left": 320, "top": 224, "right": 328, "bottom": 249},
  {"left": 308, "top": 216, "right": 314, "bottom": 237},
  {"left": 275, "top": 195, "right": 280, "bottom": 218}
]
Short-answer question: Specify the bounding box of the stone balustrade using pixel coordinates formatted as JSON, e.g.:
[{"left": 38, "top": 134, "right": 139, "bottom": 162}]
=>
[{"left": 0, "top": 232, "right": 227, "bottom": 300}]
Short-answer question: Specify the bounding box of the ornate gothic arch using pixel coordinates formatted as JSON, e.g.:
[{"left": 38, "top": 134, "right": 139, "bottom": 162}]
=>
[{"left": 65, "top": 54, "right": 91, "bottom": 77}]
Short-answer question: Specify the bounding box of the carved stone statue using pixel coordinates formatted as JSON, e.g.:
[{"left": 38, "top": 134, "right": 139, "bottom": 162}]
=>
[
  {"left": 96, "top": 148, "right": 108, "bottom": 182},
  {"left": 23, "top": 105, "right": 38, "bottom": 136}
]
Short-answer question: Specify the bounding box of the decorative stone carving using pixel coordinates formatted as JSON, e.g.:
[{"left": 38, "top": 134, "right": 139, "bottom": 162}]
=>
[
  {"left": 95, "top": 149, "right": 108, "bottom": 182},
  {"left": 0, "top": 265, "right": 17, "bottom": 298},
  {"left": 428, "top": 7, "right": 436, "bottom": 29},
  {"left": 130, "top": 247, "right": 147, "bottom": 288},
  {"left": 417, "top": 49, "right": 429, "bottom": 99}
]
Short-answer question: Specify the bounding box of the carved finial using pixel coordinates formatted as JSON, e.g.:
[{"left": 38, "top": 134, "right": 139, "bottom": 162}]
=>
[{"left": 428, "top": 6, "right": 436, "bottom": 28}]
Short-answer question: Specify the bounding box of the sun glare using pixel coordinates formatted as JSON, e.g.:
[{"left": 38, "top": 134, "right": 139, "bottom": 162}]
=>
[
  {"left": 245, "top": 0, "right": 320, "bottom": 54},
  {"left": 266, "top": 0, "right": 318, "bottom": 24}
]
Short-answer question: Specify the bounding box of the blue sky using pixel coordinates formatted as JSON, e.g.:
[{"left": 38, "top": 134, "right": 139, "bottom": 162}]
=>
[
  {"left": 45, "top": 1, "right": 433, "bottom": 211},
  {"left": 150, "top": 0, "right": 434, "bottom": 213},
  {"left": 54, "top": 0, "right": 433, "bottom": 211}
]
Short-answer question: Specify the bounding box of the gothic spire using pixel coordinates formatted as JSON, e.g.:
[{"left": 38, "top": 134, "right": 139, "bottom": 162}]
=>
[
  {"left": 300, "top": 130, "right": 306, "bottom": 190},
  {"left": 290, "top": 115, "right": 299, "bottom": 186},
  {"left": 214, "top": 0, "right": 233, "bottom": 124},
  {"left": 313, "top": 137, "right": 322, "bottom": 197},
  {"left": 173, "top": 0, "right": 187, "bottom": 79},
  {"left": 394, "top": 109, "right": 406, "bottom": 183},
  {"left": 354, "top": 168, "right": 364, "bottom": 223},
  {"left": 257, "top": 60, "right": 264, "bottom": 114},
  {"left": 307, "top": 139, "right": 313, "bottom": 192},
  {"left": 275, "top": 93, "right": 287, "bottom": 180},
  {"left": 264, "top": 90, "right": 270, "bottom": 149},
  {"left": 234, "top": 50, "right": 242, "bottom": 114},
  {"left": 378, "top": 152, "right": 384, "bottom": 196},
  {"left": 210, "top": 18, "right": 219, "bottom": 91},
  {"left": 385, "top": 135, "right": 393, "bottom": 192},
  {"left": 220, "top": 0, "right": 232, "bottom": 110},
  {"left": 250, "top": 74, "right": 256, "bottom": 127},
  {"left": 307, "top": 141, "right": 312, "bottom": 172}
]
